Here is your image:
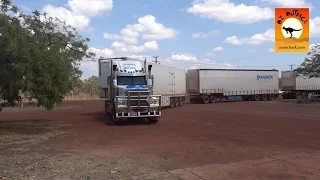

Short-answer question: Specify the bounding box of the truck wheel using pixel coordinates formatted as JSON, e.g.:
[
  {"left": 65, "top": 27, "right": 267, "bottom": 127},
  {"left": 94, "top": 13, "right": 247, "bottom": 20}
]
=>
[
  {"left": 190, "top": 98, "right": 197, "bottom": 104},
  {"left": 254, "top": 95, "right": 260, "bottom": 101},
  {"left": 296, "top": 92, "right": 301, "bottom": 99},
  {"left": 209, "top": 95, "right": 217, "bottom": 103},
  {"left": 178, "top": 97, "right": 183, "bottom": 106},
  {"left": 202, "top": 95, "right": 210, "bottom": 104},
  {"left": 148, "top": 117, "right": 160, "bottom": 124},
  {"left": 170, "top": 98, "right": 175, "bottom": 108},
  {"left": 174, "top": 98, "right": 179, "bottom": 107},
  {"left": 261, "top": 94, "right": 268, "bottom": 101},
  {"left": 268, "top": 94, "right": 275, "bottom": 100}
]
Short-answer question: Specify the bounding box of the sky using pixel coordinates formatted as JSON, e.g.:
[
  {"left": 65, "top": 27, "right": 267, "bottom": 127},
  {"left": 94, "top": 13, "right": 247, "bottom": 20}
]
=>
[{"left": 11, "top": 0, "right": 320, "bottom": 79}]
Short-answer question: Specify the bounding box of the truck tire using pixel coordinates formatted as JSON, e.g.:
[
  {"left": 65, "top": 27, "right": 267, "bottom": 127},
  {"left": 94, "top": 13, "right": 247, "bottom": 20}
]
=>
[
  {"left": 254, "top": 95, "right": 260, "bottom": 101},
  {"left": 174, "top": 97, "right": 179, "bottom": 107},
  {"left": 268, "top": 94, "right": 275, "bottom": 100},
  {"left": 296, "top": 92, "right": 301, "bottom": 99},
  {"left": 178, "top": 97, "right": 183, "bottom": 106},
  {"left": 209, "top": 95, "right": 217, "bottom": 103},
  {"left": 148, "top": 117, "right": 160, "bottom": 124},
  {"left": 202, "top": 95, "right": 210, "bottom": 104},
  {"left": 261, "top": 94, "right": 268, "bottom": 101},
  {"left": 170, "top": 98, "right": 175, "bottom": 108},
  {"left": 190, "top": 98, "right": 197, "bottom": 104}
]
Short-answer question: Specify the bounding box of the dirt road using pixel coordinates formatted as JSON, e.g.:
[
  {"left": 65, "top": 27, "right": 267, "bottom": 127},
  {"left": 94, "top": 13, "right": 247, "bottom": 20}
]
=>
[{"left": 1, "top": 100, "right": 320, "bottom": 179}]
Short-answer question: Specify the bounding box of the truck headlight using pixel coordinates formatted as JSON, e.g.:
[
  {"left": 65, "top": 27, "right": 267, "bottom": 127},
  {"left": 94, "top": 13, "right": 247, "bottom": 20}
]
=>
[{"left": 149, "top": 99, "right": 158, "bottom": 104}]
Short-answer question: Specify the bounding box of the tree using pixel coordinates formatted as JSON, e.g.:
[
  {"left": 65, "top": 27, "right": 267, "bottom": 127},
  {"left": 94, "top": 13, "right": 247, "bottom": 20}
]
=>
[
  {"left": 295, "top": 44, "right": 320, "bottom": 78},
  {"left": 0, "top": 0, "right": 95, "bottom": 110}
]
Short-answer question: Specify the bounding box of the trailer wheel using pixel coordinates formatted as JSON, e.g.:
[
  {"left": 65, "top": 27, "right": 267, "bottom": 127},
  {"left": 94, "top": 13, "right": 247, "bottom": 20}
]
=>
[
  {"left": 178, "top": 97, "right": 184, "bottom": 106},
  {"left": 174, "top": 97, "right": 179, "bottom": 107},
  {"left": 242, "top": 96, "right": 249, "bottom": 101},
  {"left": 170, "top": 98, "right": 175, "bottom": 108},
  {"left": 254, "top": 95, "right": 260, "bottom": 101},
  {"left": 209, "top": 95, "right": 217, "bottom": 103},
  {"left": 202, "top": 95, "right": 210, "bottom": 104},
  {"left": 190, "top": 98, "right": 197, "bottom": 104},
  {"left": 296, "top": 92, "right": 301, "bottom": 99},
  {"left": 261, "top": 94, "right": 268, "bottom": 101},
  {"left": 268, "top": 94, "right": 275, "bottom": 100}
]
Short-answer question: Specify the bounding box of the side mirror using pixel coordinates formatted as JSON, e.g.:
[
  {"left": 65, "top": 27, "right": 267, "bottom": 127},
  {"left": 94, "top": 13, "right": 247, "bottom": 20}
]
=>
[
  {"left": 148, "top": 79, "right": 152, "bottom": 86},
  {"left": 113, "top": 79, "right": 117, "bottom": 86},
  {"left": 148, "top": 65, "right": 152, "bottom": 71},
  {"left": 113, "top": 65, "right": 117, "bottom": 71}
]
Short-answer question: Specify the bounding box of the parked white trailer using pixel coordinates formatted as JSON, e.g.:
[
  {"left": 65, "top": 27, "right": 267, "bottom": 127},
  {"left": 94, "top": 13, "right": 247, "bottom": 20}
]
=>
[
  {"left": 281, "top": 70, "right": 320, "bottom": 99},
  {"left": 144, "top": 61, "right": 187, "bottom": 107},
  {"left": 187, "top": 69, "right": 279, "bottom": 103}
]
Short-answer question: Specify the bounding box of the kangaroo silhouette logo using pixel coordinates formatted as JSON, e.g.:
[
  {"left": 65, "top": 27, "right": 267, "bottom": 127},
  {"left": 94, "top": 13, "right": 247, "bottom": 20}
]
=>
[
  {"left": 282, "top": 26, "right": 302, "bottom": 38},
  {"left": 274, "top": 8, "right": 309, "bottom": 52}
]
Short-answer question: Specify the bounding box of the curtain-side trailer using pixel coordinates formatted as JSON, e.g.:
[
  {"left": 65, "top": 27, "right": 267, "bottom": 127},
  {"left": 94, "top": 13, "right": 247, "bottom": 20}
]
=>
[
  {"left": 281, "top": 70, "right": 320, "bottom": 99},
  {"left": 187, "top": 69, "right": 279, "bottom": 103}
]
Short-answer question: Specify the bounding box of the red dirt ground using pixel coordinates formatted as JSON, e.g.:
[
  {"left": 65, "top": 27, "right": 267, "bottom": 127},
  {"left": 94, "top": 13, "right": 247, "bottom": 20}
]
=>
[{"left": 1, "top": 99, "right": 320, "bottom": 179}]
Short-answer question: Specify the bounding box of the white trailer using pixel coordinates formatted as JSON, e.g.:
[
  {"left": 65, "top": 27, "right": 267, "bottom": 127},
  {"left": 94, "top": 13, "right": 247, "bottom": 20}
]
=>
[
  {"left": 281, "top": 70, "right": 320, "bottom": 99},
  {"left": 187, "top": 69, "right": 279, "bottom": 103},
  {"left": 145, "top": 61, "right": 187, "bottom": 107}
]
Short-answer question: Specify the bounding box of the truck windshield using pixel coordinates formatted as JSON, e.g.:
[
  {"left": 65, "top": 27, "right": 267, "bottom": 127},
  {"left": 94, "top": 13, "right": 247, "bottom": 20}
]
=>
[{"left": 117, "top": 76, "right": 147, "bottom": 85}]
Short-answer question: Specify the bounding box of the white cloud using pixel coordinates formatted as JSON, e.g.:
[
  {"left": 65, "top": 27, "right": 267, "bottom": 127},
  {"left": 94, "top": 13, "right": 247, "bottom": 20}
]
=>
[
  {"left": 223, "top": 16, "right": 319, "bottom": 46},
  {"left": 68, "top": 0, "right": 113, "bottom": 17},
  {"left": 224, "top": 29, "right": 274, "bottom": 45},
  {"left": 311, "top": 16, "right": 320, "bottom": 37},
  {"left": 171, "top": 53, "right": 198, "bottom": 62},
  {"left": 187, "top": 0, "right": 273, "bottom": 24},
  {"left": 103, "top": 15, "right": 178, "bottom": 44},
  {"left": 268, "top": 48, "right": 274, "bottom": 52},
  {"left": 261, "top": 0, "right": 311, "bottom": 8},
  {"left": 169, "top": 53, "right": 235, "bottom": 69},
  {"left": 111, "top": 41, "right": 159, "bottom": 53},
  {"left": 43, "top": 5, "right": 90, "bottom": 31},
  {"left": 80, "top": 47, "right": 113, "bottom": 72},
  {"left": 103, "top": 33, "right": 121, "bottom": 40},
  {"left": 192, "top": 30, "right": 219, "bottom": 38},
  {"left": 212, "top": 46, "right": 223, "bottom": 51},
  {"left": 42, "top": 0, "right": 113, "bottom": 31}
]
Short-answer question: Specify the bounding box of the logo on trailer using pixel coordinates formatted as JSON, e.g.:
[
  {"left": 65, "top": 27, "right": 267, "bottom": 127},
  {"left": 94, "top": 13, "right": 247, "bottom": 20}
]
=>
[{"left": 257, "top": 75, "right": 273, "bottom": 81}]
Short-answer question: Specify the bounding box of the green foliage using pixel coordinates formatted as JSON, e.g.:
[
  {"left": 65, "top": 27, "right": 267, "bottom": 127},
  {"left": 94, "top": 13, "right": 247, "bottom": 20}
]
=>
[
  {"left": 71, "top": 76, "right": 99, "bottom": 96},
  {"left": 0, "top": 0, "right": 95, "bottom": 110},
  {"left": 295, "top": 44, "right": 320, "bottom": 78}
]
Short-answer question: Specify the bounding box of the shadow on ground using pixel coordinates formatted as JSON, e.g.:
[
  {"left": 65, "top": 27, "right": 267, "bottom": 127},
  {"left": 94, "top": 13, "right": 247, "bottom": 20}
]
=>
[
  {"left": 80, "top": 111, "right": 152, "bottom": 126},
  {"left": 0, "top": 119, "right": 53, "bottom": 135}
]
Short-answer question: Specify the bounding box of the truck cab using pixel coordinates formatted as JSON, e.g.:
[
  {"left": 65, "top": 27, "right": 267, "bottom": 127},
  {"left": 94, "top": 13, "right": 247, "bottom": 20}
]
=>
[{"left": 98, "top": 57, "right": 161, "bottom": 124}]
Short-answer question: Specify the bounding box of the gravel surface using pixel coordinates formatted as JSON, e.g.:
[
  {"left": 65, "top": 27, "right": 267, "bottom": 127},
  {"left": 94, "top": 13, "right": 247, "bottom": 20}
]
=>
[{"left": 1, "top": 99, "right": 320, "bottom": 179}]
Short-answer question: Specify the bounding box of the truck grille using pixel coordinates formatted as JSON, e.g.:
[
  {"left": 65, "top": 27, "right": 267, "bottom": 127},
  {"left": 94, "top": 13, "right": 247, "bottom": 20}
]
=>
[
  {"left": 129, "top": 100, "right": 149, "bottom": 107},
  {"left": 128, "top": 91, "right": 150, "bottom": 97}
]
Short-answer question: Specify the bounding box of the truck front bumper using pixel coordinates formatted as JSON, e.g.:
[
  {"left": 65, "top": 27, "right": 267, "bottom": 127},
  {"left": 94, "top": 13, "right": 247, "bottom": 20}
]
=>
[{"left": 115, "top": 111, "right": 161, "bottom": 118}]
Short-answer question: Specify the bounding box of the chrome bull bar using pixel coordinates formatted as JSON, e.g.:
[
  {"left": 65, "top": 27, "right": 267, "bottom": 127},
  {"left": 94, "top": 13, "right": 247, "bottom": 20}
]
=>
[{"left": 115, "top": 90, "right": 161, "bottom": 118}]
